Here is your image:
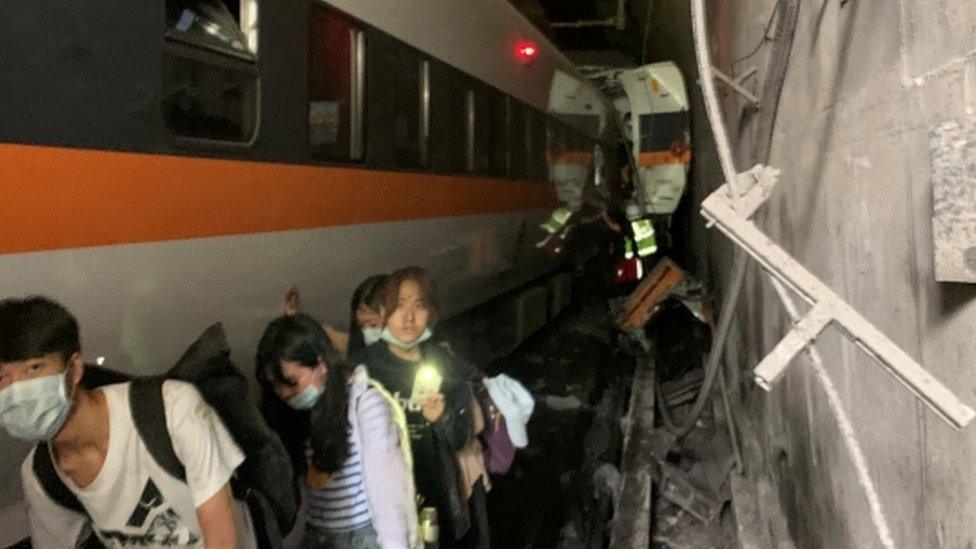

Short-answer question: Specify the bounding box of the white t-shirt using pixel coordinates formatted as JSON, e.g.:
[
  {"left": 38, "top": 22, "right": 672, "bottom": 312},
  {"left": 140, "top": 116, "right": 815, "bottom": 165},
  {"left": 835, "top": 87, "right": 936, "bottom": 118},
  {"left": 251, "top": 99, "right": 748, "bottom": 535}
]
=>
[{"left": 21, "top": 381, "right": 256, "bottom": 548}]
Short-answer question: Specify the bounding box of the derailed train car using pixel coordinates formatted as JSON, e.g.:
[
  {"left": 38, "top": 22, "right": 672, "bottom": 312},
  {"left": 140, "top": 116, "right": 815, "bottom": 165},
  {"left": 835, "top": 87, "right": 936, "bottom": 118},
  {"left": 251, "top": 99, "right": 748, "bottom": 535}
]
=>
[{"left": 0, "top": 0, "right": 612, "bottom": 538}]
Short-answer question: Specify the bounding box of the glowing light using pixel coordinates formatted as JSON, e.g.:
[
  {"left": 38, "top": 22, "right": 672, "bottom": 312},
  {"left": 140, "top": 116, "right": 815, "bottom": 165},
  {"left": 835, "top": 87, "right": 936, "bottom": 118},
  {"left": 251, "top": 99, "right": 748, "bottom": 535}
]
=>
[
  {"left": 514, "top": 40, "right": 539, "bottom": 63},
  {"left": 417, "top": 364, "right": 439, "bottom": 382}
]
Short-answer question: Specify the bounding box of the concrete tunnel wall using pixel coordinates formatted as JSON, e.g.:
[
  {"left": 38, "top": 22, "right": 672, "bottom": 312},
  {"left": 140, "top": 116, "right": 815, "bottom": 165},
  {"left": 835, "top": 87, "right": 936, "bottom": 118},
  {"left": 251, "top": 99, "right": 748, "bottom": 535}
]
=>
[{"left": 639, "top": 0, "right": 976, "bottom": 547}]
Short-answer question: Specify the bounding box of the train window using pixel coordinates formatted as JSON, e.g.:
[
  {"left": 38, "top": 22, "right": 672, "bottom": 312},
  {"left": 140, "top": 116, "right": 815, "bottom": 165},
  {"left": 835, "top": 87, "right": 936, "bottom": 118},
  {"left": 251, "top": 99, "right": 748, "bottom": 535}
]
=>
[
  {"left": 470, "top": 88, "right": 491, "bottom": 174},
  {"left": 161, "top": 0, "right": 259, "bottom": 144},
  {"left": 527, "top": 110, "right": 548, "bottom": 181},
  {"left": 466, "top": 90, "right": 476, "bottom": 172},
  {"left": 163, "top": 1, "right": 258, "bottom": 144},
  {"left": 308, "top": 6, "right": 366, "bottom": 161},
  {"left": 508, "top": 102, "right": 527, "bottom": 179},
  {"left": 638, "top": 112, "right": 689, "bottom": 156},
  {"left": 363, "top": 33, "right": 424, "bottom": 168},
  {"left": 429, "top": 62, "right": 467, "bottom": 173},
  {"left": 166, "top": 1, "right": 253, "bottom": 60},
  {"left": 162, "top": 48, "right": 259, "bottom": 142},
  {"left": 488, "top": 92, "right": 510, "bottom": 177}
]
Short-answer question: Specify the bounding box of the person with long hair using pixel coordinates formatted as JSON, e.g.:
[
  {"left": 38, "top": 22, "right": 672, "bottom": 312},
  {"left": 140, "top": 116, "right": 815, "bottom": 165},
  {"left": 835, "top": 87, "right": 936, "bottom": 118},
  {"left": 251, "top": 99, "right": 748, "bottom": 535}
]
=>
[
  {"left": 256, "top": 313, "right": 416, "bottom": 549},
  {"left": 351, "top": 267, "right": 489, "bottom": 549},
  {"left": 344, "top": 275, "right": 388, "bottom": 357}
]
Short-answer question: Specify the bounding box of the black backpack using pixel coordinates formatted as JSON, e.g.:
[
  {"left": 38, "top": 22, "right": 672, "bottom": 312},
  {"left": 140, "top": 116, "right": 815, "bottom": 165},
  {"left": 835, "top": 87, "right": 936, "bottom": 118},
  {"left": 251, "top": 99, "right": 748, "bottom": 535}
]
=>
[{"left": 31, "top": 324, "right": 298, "bottom": 548}]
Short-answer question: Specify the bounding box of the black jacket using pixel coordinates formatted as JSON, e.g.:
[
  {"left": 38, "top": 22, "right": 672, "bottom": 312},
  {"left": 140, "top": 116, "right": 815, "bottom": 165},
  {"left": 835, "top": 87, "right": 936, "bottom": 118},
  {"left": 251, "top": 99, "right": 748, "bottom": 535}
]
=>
[{"left": 351, "top": 340, "right": 477, "bottom": 541}]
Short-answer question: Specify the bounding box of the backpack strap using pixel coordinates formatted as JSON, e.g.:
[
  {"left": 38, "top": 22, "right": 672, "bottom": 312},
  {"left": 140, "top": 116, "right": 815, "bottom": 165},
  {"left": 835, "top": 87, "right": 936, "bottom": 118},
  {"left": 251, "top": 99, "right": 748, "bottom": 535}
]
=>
[
  {"left": 129, "top": 377, "right": 186, "bottom": 482},
  {"left": 31, "top": 442, "right": 87, "bottom": 516}
]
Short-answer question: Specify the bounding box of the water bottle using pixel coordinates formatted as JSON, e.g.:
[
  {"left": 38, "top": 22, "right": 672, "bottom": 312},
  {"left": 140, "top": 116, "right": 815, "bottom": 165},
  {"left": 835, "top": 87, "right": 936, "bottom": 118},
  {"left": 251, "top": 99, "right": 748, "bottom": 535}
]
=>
[{"left": 420, "top": 506, "right": 439, "bottom": 548}]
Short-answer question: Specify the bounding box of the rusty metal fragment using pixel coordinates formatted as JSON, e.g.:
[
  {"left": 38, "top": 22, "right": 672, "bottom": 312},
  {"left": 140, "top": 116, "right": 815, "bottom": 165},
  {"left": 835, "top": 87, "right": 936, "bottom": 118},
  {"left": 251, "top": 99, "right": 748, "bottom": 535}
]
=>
[{"left": 616, "top": 257, "right": 685, "bottom": 330}]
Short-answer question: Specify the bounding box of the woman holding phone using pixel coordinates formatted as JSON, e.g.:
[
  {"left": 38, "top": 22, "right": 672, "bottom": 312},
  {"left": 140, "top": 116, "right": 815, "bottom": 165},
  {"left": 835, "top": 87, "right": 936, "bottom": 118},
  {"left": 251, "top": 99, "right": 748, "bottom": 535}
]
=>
[{"left": 351, "top": 267, "right": 489, "bottom": 549}]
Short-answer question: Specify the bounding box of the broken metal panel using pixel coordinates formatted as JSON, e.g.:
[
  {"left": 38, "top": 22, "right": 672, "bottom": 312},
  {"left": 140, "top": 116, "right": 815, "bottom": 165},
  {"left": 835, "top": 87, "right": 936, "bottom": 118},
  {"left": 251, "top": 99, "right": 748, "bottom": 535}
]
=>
[
  {"left": 616, "top": 257, "right": 685, "bottom": 330},
  {"left": 659, "top": 461, "right": 723, "bottom": 523},
  {"left": 701, "top": 167, "right": 976, "bottom": 430},
  {"left": 931, "top": 117, "right": 976, "bottom": 283}
]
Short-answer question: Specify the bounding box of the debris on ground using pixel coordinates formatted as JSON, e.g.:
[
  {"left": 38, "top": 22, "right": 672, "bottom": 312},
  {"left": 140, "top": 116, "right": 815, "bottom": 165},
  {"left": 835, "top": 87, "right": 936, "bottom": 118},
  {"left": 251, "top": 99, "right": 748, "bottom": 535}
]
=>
[{"left": 486, "top": 259, "right": 741, "bottom": 549}]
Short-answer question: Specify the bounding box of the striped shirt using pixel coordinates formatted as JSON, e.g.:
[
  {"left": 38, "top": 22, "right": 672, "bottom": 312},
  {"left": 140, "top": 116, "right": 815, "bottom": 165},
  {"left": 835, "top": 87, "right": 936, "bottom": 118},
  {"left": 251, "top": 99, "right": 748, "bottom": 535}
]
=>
[{"left": 307, "top": 388, "right": 392, "bottom": 533}]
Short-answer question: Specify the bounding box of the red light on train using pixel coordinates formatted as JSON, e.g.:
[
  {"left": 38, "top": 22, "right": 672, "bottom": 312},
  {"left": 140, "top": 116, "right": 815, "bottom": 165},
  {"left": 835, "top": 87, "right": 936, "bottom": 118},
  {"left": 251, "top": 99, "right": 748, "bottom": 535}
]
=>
[{"left": 514, "top": 40, "right": 539, "bottom": 63}]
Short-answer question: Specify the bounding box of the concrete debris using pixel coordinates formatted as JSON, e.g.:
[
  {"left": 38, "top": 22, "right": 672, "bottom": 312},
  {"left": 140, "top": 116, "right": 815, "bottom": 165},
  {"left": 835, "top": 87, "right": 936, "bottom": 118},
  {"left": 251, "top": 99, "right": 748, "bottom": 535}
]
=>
[
  {"left": 647, "top": 429, "right": 677, "bottom": 460},
  {"left": 659, "top": 461, "right": 723, "bottom": 523}
]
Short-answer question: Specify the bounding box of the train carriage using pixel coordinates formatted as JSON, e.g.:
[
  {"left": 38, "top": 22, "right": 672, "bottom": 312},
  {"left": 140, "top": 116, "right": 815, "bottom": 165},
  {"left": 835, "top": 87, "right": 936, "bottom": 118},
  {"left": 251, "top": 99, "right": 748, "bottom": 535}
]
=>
[{"left": 0, "top": 0, "right": 611, "bottom": 538}]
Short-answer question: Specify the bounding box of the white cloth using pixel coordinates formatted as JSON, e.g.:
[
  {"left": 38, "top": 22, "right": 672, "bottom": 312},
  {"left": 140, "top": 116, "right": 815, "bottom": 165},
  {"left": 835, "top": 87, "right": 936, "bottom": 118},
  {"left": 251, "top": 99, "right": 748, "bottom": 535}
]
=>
[
  {"left": 21, "top": 381, "right": 256, "bottom": 548},
  {"left": 482, "top": 374, "right": 535, "bottom": 448}
]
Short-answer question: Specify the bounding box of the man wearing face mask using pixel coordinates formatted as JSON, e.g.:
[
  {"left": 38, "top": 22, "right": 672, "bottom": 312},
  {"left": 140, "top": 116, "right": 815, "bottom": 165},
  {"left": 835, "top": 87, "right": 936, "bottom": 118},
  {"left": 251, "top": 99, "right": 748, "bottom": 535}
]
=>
[{"left": 0, "top": 296, "right": 255, "bottom": 548}]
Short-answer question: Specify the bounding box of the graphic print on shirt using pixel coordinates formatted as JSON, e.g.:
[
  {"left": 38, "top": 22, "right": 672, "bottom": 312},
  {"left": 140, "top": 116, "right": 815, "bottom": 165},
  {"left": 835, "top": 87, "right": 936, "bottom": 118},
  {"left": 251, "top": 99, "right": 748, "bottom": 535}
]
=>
[
  {"left": 391, "top": 391, "right": 426, "bottom": 440},
  {"left": 98, "top": 478, "right": 200, "bottom": 546}
]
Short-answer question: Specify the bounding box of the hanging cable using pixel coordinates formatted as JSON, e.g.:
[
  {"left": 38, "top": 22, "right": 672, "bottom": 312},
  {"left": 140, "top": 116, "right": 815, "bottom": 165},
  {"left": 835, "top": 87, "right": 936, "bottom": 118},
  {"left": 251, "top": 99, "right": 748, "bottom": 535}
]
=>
[
  {"left": 640, "top": 0, "right": 654, "bottom": 65},
  {"left": 730, "top": 0, "right": 783, "bottom": 69}
]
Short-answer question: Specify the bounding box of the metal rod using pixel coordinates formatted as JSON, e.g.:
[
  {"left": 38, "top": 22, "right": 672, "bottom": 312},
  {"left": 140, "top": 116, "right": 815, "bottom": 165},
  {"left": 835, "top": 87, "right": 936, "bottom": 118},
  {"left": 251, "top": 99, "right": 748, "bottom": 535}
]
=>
[
  {"left": 691, "top": 0, "right": 738, "bottom": 189},
  {"left": 712, "top": 66, "right": 760, "bottom": 104},
  {"left": 753, "top": 302, "right": 832, "bottom": 389},
  {"left": 735, "top": 66, "right": 759, "bottom": 84}
]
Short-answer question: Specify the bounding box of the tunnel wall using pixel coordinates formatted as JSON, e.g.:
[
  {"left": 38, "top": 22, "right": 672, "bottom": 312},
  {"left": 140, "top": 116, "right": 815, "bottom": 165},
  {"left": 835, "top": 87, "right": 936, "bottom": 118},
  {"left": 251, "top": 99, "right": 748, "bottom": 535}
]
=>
[{"left": 678, "top": 0, "right": 976, "bottom": 547}]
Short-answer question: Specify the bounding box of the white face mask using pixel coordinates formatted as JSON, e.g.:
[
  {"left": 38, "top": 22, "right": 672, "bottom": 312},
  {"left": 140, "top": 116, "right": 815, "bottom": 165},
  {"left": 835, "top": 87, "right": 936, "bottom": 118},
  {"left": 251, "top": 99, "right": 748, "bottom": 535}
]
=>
[
  {"left": 0, "top": 372, "right": 73, "bottom": 441},
  {"left": 362, "top": 327, "right": 383, "bottom": 347},
  {"left": 381, "top": 327, "right": 433, "bottom": 350},
  {"left": 287, "top": 384, "right": 321, "bottom": 411}
]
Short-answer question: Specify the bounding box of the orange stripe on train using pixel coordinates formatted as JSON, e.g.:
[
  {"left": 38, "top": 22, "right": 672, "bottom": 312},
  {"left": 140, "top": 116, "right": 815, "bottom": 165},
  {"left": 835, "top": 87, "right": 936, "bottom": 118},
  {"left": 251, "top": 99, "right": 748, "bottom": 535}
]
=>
[{"left": 0, "top": 144, "right": 555, "bottom": 255}]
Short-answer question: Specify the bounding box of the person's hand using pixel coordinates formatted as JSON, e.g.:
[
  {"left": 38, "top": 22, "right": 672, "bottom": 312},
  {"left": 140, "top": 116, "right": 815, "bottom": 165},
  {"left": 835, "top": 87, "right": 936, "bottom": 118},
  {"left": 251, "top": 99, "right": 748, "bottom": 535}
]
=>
[
  {"left": 284, "top": 286, "right": 301, "bottom": 316},
  {"left": 421, "top": 392, "right": 446, "bottom": 423}
]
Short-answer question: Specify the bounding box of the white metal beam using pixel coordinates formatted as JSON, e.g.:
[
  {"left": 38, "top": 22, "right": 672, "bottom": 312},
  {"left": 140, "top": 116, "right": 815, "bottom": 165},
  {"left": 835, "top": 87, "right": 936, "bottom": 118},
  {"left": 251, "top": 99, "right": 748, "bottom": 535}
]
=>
[{"left": 701, "top": 169, "right": 976, "bottom": 430}]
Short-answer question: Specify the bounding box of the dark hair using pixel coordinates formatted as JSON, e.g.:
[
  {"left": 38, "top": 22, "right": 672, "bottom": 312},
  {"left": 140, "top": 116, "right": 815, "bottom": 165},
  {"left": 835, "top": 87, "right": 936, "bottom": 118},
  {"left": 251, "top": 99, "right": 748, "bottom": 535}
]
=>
[
  {"left": 0, "top": 296, "right": 80, "bottom": 363},
  {"left": 383, "top": 266, "right": 439, "bottom": 327},
  {"left": 346, "top": 275, "right": 388, "bottom": 355},
  {"left": 255, "top": 314, "right": 351, "bottom": 474}
]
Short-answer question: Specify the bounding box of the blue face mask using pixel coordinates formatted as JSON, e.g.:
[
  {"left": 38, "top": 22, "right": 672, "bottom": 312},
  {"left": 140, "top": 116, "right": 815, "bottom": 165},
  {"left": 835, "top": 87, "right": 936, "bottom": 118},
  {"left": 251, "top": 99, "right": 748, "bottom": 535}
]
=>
[
  {"left": 381, "top": 327, "right": 433, "bottom": 350},
  {"left": 362, "top": 327, "right": 383, "bottom": 347},
  {"left": 287, "top": 383, "right": 321, "bottom": 411},
  {"left": 0, "top": 372, "right": 73, "bottom": 441}
]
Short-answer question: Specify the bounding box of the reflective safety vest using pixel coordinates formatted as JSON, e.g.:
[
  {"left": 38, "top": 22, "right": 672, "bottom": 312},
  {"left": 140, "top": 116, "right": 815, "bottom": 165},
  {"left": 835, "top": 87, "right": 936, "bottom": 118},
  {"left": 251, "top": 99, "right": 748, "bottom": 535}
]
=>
[
  {"left": 630, "top": 219, "right": 658, "bottom": 257},
  {"left": 541, "top": 207, "right": 573, "bottom": 234}
]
